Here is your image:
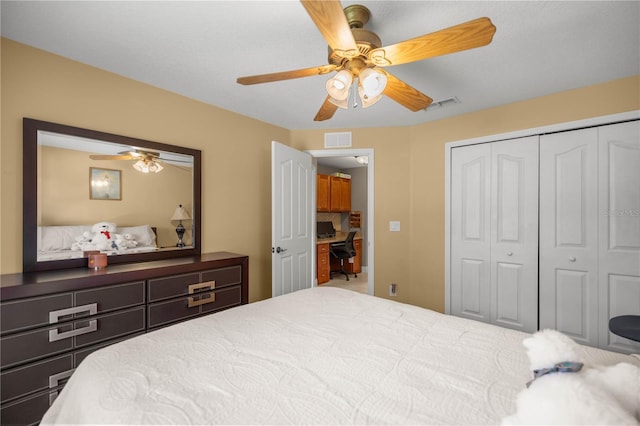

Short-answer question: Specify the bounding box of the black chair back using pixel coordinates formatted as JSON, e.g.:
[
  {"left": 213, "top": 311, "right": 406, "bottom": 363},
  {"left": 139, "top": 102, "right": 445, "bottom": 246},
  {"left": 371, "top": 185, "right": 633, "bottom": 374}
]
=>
[{"left": 343, "top": 231, "right": 357, "bottom": 257}]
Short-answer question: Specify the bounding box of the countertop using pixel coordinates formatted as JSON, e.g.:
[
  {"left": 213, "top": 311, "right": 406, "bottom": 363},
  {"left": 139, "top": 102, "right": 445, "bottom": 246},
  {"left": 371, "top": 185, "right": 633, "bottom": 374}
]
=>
[{"left": 317, "top": 231, "right": 362, "bottom": 245}]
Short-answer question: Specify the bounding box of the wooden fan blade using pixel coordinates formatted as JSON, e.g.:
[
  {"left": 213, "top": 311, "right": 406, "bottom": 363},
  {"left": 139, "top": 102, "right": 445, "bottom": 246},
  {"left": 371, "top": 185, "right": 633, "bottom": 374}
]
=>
[
  {"left": 300, "top": 0, "right": 359, "bottom": 58},
  {"left": 314, "top": 96, "right": 339, "bottom": 121},
  {"left": 89, "top": 154, "right": 135, "bottom": 161},
  {"left": 237, "top": 64, "right": 336, "bottom": 85},
  {"left": 369, "top": 17, "right": 496, "bottom": 67},
  {"left": 383, "top": 72, "right": 433, "bottom": 111}
]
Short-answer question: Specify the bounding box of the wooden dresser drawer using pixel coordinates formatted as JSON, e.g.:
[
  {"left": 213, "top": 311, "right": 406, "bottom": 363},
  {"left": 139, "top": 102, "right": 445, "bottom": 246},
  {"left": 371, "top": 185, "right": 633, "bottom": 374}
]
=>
[
  {"left": 1, "top": 389, "right": 52, "bottom": 426},
  {"left": 0, "top": 353, "right": 72, "bottom": 404},
  {"left": 148, "top": 286, "right": 242, "bottom": 329},
  {"left": 147, "top": 266, "right": 242, "bottom": 302},
  {"left": 1, "top": 333, "right": 143, "bottom": 405},
  {"left": 0, "top": 306, "right": 145, "bottom": 369},
  {"left": 0, "top": 281, "right": 145, "bottom": 335}
]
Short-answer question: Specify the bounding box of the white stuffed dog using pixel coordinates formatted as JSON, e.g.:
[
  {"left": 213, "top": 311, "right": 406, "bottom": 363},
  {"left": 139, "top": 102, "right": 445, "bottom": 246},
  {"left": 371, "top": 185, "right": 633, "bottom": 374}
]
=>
[{"left": 502, "top": 329, "right": 640, "bottom": 425}]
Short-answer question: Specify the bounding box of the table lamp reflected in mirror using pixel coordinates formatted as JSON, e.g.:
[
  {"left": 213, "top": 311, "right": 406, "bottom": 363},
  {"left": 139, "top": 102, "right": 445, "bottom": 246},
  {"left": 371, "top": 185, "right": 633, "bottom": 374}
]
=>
[{"left": 170, "top": 204, "right": 190, "bottom": 247}]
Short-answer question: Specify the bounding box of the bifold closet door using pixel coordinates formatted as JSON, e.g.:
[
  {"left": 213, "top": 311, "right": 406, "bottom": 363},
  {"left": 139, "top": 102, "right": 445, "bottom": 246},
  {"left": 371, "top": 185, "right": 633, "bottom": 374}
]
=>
[
  {"left": 489, "top": 137, "right": 539, "bottom": 332},
  {"left": 451, "top": 143, "right": 491, "bottom": 324},
  {"left": 451, "top": 137, "right": 539, "bottom": 332},
  {"left": 539, "top": 128, "right": 599, "bottom": 347},
  {"left": 597, "top": 121, "right": 640, "bottom": 353}
]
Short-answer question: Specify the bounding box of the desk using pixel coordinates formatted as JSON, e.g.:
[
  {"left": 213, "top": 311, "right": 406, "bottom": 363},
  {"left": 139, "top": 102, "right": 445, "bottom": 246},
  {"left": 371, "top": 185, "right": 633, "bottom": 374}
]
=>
[{"left": 316, "top": 232, "right": 362, "bottom": 284}]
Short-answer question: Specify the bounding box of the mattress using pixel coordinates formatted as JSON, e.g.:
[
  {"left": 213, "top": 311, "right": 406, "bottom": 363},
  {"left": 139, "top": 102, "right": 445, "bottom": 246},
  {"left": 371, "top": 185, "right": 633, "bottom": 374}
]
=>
[{"left": 41, "top": 287, "right": 638, "bottom": 425}]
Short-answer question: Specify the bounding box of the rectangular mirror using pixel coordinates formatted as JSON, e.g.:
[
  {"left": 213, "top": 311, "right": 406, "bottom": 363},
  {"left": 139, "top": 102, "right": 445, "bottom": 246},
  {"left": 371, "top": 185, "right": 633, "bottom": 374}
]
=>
[{"left": 23, "top": 118, "right": 202, "bottom": 272}]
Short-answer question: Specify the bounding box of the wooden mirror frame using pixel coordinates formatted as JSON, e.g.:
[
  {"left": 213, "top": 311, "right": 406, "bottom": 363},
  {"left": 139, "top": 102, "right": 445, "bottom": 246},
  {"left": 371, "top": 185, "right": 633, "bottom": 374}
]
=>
[{"left": 22, "top": 118, "right": 202, "bottom": 272}]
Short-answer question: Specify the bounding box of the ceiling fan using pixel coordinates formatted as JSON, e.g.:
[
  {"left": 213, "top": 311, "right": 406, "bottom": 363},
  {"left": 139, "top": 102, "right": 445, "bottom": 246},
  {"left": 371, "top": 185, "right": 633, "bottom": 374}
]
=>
[
  {"left": 90, "top": 150, "right": 186, "bottom": 173},
  {"left": 237, "top": 1, "right": 496, "bottom": 122}
]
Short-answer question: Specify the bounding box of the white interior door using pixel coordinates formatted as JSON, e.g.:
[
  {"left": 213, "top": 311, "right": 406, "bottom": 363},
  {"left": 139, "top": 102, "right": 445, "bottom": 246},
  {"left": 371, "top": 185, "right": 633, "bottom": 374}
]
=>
[
  {"left": 539, "top": 128, "right": 599, "bottom": 346},
  {"left": 272, "top": 141, "right": 314, "bottom": 297},
  {"left": 490, "top": 136, "right": 539, "bottom": 332},
  {"left": 451, "top": 143, "right": 491, "bottom": 323},
  {"left": 597, "top": 121, "right": 640, "bottom": 353}
]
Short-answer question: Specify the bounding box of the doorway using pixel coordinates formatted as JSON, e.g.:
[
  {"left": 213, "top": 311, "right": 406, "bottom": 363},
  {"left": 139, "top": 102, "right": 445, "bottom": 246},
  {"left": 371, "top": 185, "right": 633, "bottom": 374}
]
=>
[{"left": 307, "top": 148, "right": 374, "bottom": 296}]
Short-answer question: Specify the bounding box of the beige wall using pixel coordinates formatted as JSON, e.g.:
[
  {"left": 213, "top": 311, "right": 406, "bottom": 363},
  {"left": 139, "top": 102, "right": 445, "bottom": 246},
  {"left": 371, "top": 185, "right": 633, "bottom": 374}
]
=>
[
  {"left": 292, "top": 75, "right": 640, "bottom": 312},
  {"left": 2, "top": 37, "right": 638, "bottom": 311},
  {"left": 1, "top": 38, "right": 289, "bottom": 303}
]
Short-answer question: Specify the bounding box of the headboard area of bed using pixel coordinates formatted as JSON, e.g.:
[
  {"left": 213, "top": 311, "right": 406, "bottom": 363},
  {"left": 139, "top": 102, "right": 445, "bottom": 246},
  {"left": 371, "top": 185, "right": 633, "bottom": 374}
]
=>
[{"left": 37, "top": 224, "right": 159, "bottom": 261}]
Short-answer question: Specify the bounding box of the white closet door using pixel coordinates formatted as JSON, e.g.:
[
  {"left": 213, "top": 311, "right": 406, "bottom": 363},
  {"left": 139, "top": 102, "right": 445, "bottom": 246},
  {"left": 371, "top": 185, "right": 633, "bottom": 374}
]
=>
[
  {"left": 539, "top": 128, "right": 599, "bottom": 346},
  {"left": 451, "top": 144, "right": 491, "bottom": 323},
  {"left": 597, "top": 121, "right": 640, "bottom": 353},
  {"left": 490, "top": 137, "right": 539, "bottom": 332}
]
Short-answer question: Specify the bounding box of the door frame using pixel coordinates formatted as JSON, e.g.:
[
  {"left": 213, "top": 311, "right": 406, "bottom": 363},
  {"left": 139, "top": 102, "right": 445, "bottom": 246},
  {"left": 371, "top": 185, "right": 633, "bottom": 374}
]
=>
[
  {"left": 306, "top": 148, "right": 374, "bottom": 295},
  {"left": 444, "top": 110, "right": 639, "bottom": 314}
]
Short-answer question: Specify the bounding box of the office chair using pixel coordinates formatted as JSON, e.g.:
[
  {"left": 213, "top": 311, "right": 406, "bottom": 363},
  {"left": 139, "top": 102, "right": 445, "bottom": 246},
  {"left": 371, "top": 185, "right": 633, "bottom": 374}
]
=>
[{"left": 329, "top": 231, "right": 357, "bottom": 281}]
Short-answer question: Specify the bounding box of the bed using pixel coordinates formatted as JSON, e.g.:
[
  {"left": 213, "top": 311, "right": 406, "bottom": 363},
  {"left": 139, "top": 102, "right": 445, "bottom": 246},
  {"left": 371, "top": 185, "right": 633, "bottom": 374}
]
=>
[
  {"left": 41, "top": 287, "right": 639, "bottom": 425},
  {"left": 37, "top": 224, "right": 158, "bottom": 261}
]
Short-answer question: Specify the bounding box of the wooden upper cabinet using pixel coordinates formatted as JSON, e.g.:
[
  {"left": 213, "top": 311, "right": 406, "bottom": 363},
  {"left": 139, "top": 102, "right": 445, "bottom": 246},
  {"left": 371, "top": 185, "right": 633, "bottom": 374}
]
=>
[
  {"left": 329, "top": 176, "right": 351, "bottom": 212},
  {"left": 317, "top": 174, "right": 330, "bottom": 212},
  {"left": 338, "top": 178, "right": 351, "bottom": 212},
  {"left": 317, "top": 174, "right": 351, "bottom": 212}
]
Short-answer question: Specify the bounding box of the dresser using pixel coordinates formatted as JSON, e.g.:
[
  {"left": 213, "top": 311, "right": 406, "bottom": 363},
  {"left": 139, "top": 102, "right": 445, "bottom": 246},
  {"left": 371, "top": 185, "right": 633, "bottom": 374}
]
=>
[{"left": 0, "top": 252, "right": 248, "bottom": 425}]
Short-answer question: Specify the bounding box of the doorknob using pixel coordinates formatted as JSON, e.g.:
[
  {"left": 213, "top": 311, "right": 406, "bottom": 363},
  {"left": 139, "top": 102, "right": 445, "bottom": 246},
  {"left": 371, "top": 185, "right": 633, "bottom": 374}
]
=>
[
  {"left": 569, "top": 256, "right": 576, "bottom": 262},
  {"left": 275, "top": 247, "right": 287, "bottom": 254},
  {"left": 507, "top": 251, "right": 513, "bottom": 256}
]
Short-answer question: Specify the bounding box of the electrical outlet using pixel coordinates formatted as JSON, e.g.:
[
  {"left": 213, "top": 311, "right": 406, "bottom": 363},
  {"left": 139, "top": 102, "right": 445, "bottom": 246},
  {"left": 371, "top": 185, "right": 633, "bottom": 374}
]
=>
[{"left": 389, "top": 283, "right": 397, "bottom": 296}]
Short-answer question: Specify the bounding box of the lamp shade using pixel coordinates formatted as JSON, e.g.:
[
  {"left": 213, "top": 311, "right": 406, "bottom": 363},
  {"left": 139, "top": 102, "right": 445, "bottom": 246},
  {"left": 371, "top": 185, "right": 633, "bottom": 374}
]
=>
[
  {"left": 359, "top": 68, "right": 387, "bottom": 98},
  {"left": 171, "top": 204, "right": 190, "bottom": 221},
  {"left": 328, "top": 95, "right": 349, "bottom": 109},
  {"left": 134, "top": 159, "right": 164, "bottom": 173},
  {"left": 358, "top": 84, "right": 383, "bottom": 108},
  {"left": 325, "top": 70, "right": 352, "bottom": 101}
]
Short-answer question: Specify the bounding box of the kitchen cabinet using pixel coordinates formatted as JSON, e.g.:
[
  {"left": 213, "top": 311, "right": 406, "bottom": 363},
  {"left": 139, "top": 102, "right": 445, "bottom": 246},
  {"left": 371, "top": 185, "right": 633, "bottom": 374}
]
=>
[
  {"left": 317, "top": 174, "right": 330, "bottom": 212},
  {"left": 329, "top": 176, "right": 351, "bottom": 212},
  {"left": 317, "top": 174, "right": 351, "bottom": 212}
]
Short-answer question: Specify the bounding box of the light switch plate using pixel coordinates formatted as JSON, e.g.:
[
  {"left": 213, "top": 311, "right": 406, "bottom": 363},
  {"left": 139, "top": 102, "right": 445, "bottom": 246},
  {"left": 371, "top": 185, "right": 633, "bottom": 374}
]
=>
[{"left": 389, "top": 221, "right": 401, "bottom": 232}]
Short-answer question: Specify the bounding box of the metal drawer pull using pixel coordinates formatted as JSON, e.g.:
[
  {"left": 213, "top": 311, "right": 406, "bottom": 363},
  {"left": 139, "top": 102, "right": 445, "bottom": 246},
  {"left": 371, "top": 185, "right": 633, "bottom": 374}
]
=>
[
  {"left": 49, "top": 320, "right": 97, "bottom": 342},
  {"left": 49, "top": 391, "right": 59, "bottom": 406},
  {"left": 48, "top": 369, "right": 75, "bottom": 406},
  {"left": 49, "top": 303, "right": 98, "bottom": 342},
  {"left": 49, "top": 303, "right": 98, "bottom": 323},
  {"left": 49, "top": 369, "right": 75, "bottom": 388},
  {"left": 188, "top": 281, "right": 216, "bottom": 294},
  {"left": 188, "top": 292, "right": 216, "bottom": 308}
]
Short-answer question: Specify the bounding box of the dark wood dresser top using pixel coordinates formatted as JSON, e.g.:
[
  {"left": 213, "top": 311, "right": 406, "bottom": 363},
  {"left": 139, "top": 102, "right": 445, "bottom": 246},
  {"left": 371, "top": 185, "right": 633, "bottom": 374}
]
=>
[{"left": 0, "top": 252, "right": 248, "bottom": 301}]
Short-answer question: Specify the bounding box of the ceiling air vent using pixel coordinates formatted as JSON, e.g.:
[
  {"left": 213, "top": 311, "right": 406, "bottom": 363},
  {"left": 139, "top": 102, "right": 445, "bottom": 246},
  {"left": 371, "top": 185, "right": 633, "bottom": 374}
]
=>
[
  {"left": 324, "top": 132, "right": 352, "bottom": 148},
  {"left": 426, "top": 96, "right": 460, "bottom": 111}
]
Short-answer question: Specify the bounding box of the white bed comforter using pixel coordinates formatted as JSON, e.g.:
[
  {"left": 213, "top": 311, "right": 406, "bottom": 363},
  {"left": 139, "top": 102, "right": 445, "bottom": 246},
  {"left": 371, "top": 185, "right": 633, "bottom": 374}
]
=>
[{"left": 42, "top": 287, "right": 637, "bottom": 425}]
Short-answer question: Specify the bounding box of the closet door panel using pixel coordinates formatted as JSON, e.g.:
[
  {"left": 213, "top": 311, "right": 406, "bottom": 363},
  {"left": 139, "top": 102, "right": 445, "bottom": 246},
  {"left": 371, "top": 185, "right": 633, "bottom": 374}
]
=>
[
  {"left": 554, "top": 269, "right": 590, "bottom": 338},
  {"left": 539, "top": 128, "right": 599, "bottom": 346},
  {"left": 451, "top": 144, "right": 491, "bottom": 323},
  {"left": 490, "top": 137, "right": 539, "bottom": 332},
  {"left": 598, "top": 121, "right": 640, "bottom": 353}
]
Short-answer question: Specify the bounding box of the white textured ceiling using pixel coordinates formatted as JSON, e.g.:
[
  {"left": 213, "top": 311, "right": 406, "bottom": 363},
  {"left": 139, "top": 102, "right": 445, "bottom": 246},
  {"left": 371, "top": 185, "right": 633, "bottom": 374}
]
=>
[{"left": 2, "top": 1, "right": 639, "bottom": 130}]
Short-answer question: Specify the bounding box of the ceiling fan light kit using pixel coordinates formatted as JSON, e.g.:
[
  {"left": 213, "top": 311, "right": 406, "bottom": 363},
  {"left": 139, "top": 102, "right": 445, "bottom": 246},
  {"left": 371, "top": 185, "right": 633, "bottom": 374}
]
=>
[
  {"left": 91, "top": 149, "right": 166, "bottom": 174},
  {"left": 326, "top": 69, "right": 353, "bottom": 100},
  {"left": 133, "top": 159, "right": 164, "bottom": 174},
  {"left": 237, "top": 1, "right": 496, "bottom": 122}
]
